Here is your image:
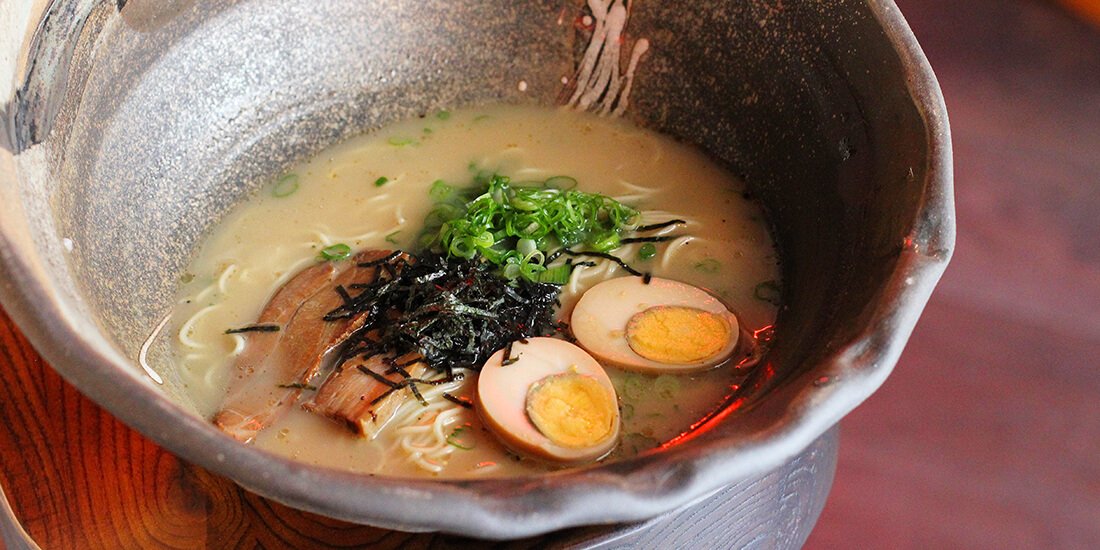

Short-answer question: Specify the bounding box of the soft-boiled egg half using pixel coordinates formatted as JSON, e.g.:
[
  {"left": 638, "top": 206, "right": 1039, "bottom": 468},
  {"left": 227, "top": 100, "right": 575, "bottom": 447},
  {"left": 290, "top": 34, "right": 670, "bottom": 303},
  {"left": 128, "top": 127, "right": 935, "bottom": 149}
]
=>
[
  {"left": 570, "top": 276, "right": 739, "bottom": 373},
  {"left": 476, "top": 337, "right": 620, "bottom": 464}
]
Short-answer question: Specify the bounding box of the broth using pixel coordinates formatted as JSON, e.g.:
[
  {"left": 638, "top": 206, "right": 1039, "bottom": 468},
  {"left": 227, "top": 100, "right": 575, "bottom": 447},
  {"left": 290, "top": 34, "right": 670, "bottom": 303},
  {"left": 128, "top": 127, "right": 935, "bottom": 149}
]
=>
[{"left": 171, "top": 105, "right": 780, "bottom": 477}]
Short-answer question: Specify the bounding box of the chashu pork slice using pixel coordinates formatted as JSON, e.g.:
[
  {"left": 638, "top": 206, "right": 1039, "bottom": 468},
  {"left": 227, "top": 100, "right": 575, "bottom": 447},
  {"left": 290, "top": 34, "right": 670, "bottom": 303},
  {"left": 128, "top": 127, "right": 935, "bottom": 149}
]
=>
[
  {"left": 304, "top": 353, "right": 429, "bottom": 439},
  {"left": 213, "top": 249, "right": 399, "bottom": 442}
]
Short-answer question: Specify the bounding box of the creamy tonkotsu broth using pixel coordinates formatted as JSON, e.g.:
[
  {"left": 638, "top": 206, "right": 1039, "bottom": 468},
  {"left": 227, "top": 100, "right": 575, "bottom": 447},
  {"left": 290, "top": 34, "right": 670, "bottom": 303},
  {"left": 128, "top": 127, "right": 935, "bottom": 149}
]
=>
[{"left": 172, "top": 105, "right": 780, "bottom": 478}]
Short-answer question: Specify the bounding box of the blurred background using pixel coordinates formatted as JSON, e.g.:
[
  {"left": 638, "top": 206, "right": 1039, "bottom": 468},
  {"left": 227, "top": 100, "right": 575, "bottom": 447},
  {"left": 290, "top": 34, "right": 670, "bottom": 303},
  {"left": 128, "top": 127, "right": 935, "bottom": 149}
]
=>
[{"left": 806, "top": 0, "right": 1100, "bottom": 547}]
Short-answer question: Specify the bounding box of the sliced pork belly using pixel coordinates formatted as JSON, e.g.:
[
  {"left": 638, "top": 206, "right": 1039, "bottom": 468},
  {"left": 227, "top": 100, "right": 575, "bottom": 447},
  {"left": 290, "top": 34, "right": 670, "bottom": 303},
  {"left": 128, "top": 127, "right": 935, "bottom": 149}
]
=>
[
  {"left": 304, "top": 353, "right": 429, "bottom": 439},
  {"left": 213, "top": 249, "right": 396, "bottom": 442}
]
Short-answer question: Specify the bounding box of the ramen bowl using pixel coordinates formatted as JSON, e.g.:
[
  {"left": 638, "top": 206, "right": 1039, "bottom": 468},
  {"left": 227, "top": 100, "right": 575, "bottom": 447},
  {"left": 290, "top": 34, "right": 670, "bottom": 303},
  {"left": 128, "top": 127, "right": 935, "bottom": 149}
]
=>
[{"left": 0, "top": 0, "right": 952, "bottom": 539}]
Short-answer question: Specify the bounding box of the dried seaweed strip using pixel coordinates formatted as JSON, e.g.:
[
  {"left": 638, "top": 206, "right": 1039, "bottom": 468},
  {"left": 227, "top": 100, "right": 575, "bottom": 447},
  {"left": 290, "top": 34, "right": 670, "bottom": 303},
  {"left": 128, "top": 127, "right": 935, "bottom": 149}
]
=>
[
  {"left": 635, "top": 219, "right": 686, "bottom": 232},
  {"left": 326, "top": 252, "right": 560, "bottom": 379}
]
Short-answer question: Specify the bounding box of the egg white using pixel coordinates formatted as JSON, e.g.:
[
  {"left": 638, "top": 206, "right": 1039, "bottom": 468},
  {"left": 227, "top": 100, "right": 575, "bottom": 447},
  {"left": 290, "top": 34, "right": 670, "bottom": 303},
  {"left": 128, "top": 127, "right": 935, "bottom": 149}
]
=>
[
  {"left": 475, "top": 337, "right": 620, "bottom": 464},
  {"left": 570, "top": 276, "right": 740, "bottom": 373}
]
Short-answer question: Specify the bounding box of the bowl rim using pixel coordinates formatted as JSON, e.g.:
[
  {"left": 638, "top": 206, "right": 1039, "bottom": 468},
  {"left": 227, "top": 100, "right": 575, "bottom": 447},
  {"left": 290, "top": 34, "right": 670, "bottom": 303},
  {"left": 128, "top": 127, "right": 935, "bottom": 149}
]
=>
[{"left": 0, "top": 0, "right": 954, "bottom": 539}]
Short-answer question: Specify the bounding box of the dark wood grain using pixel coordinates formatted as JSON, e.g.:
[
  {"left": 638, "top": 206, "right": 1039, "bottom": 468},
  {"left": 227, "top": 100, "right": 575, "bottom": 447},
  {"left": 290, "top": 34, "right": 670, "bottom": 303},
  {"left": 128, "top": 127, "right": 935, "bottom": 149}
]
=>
[{"left": 807, "top": 0, "right": 1100, "bottom": 548}]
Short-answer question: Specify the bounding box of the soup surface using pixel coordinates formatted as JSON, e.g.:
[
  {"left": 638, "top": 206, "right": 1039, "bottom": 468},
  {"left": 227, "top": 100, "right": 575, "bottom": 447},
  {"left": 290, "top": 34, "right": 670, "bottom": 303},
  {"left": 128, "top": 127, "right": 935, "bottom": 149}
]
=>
[{"left": 171, "top": 105, "right": 780, "bottom": 477}]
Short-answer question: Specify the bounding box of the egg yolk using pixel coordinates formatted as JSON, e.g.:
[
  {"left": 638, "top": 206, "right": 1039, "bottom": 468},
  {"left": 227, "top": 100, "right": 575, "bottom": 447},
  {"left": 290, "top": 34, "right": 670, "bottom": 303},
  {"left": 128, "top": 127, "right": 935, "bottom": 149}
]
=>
[
  {"left": 525, "top": 373, "right": 617, "bottom": 449},
  {"left": 625, "top": 305, "right": 731, "bottom": 364}
]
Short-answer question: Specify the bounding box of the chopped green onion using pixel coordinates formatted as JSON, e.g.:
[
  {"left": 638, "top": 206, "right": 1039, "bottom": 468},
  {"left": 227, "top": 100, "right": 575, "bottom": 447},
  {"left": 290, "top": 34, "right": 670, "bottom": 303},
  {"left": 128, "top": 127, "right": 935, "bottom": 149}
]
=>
[
  {"left": 533, "top": 263, "right": 572, "bottom": 284},
  {"left": 446, "top": 426, "right": 475, "bottom": 450},
  {"left": 474, "top": 231, "right": 495, "bottom": 247},
  {"left": 694, "top": 258, "right": 721, "bottom": 273},
  {"left": 517, "top": 238, "right": 538, "bottom": 257},
  {"left": 473, "top": 114, "right": 491, "bottom": 122},
  {"left": 591, "top": 232, "right": 621, "bottom": 253},
  {"left": 388, "top": 136, "right": 415, "bottom": 146},
  {"left": 638, "top": 243, "right": 657, "bottom": 260},
  {"left": 502, "top": 263, "right": 521, "bottom": 279},
  {"left": 654, "top": 375, "right": 680, "bottom": 399},
  {"left": 419, "top": 172, "right": 640, "bottom": 283},
  {"left": 429, "top": 179, "right": 453, "bottom": 201},
  {"left": 385, "top": 231, "right": 401, "bottom": 244},
  {"left": 436, "top": 110, "right": 451, "bottom": 120},
  {"left": 272, "top": 173, "right": 300, "bottom": 198},
  {"left": 510, "top": 196, "right": 539, "bottom": 211},
  {"left": 754, "top": 280, "right": 782, "bottom": 305},
  {"left": 423, "top": 127, "right": 433, "bottom": 134},
  {"left": 623, "top": 375, "right": 647, "bottom": 401},
  {"left": 318, "top": 243, "right": 351, "bottom": 261},
  {"left": 374, "top": 176, "right": 389, "bottom": 187}
]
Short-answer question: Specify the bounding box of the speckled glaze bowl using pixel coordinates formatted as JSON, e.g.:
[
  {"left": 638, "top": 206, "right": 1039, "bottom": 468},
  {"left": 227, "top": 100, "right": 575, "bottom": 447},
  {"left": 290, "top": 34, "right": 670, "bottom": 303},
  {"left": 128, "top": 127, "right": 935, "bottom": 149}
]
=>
[{"left": 0, "top": 0, "right": 953, "bottom": 539}]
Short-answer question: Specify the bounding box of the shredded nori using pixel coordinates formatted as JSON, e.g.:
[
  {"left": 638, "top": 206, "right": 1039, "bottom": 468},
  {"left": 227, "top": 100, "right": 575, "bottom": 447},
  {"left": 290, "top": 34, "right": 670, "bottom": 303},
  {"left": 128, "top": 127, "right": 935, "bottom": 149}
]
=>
[
  {"left": 442, "top": 393, "right": 474, "bottom": 408},
  {"left": 361, "top": 359, "right": 467, "bottom": 408},
  {"left": 501, "top": 340, "right": 519, "bottom": 366},
  {"left": 547, "top": 249, "right": 647, "bottom": 277},
  {"left": 619, "top": 235, "right": 681, "bottom": 244},
  {"left": 328, "top": 252, "right": 561, "bottom": 378},
  {"left": 635, "top": 219, "right": 687, "bottom": 232},
  {"left": 225, "top": 324, "right": 281, "bottom": 334}
]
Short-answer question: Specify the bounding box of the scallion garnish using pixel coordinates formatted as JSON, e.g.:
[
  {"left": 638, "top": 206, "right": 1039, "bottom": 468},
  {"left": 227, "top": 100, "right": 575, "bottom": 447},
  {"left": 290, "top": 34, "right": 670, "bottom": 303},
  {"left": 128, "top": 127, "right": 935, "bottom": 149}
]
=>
[
  {"left": 623, "top": 375, "right": 646, "bottom": 401},
  {"left": 418, "top": 173, "right": 640, "bottom": 283},
  {"left": 533, "top": 263, "right": 573, "bottom": 284},
  {"left": 272, "top": 173, "right": 300, "bottom": 198},
  {"left": 694, "top": 258, "right": 721, "bottom": 273},
  {"left": 654, "top": 374, "right": 680, "bottom": 399},
  {"left": 446, "top": 426, "right": 475, "bottom": 450},
  {"left": 428, "top": 179, "right": 453, "bottom": 202},
  {"left": 319, "top": 243, "right": 352, "bottom": 261},
  {"left": 638, "top": 243, "right": 657, "bottom": 260},
  {"left": 374, "top": 176, "right": 389, "bottom": 187}
]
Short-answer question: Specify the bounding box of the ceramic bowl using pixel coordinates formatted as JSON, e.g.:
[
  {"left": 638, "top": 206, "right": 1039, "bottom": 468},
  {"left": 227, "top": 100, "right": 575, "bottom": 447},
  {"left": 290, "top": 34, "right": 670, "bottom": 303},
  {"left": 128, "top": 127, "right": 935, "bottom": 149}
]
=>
[{"left": 0, "top": 0, "right": 952, "bottom": 538}]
